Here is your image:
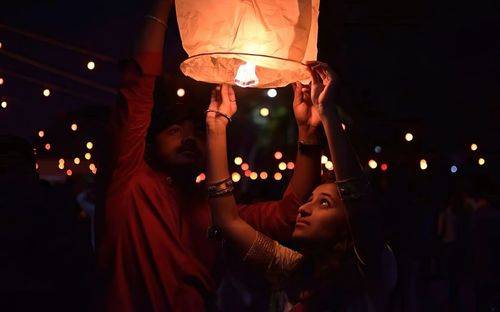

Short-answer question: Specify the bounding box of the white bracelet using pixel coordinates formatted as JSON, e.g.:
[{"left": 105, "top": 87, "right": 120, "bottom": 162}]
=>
[{"left": 144, "top": 15, "right": 167, "bottom": 28}]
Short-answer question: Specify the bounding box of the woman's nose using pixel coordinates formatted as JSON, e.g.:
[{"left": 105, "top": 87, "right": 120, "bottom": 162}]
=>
[{"left": 298, "top": 203, "right": 312, "bottom": 217}]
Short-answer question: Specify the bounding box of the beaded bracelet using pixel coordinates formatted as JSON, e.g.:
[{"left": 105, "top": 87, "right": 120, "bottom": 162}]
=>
[{"left": 207, "top": 177, "right": 234, "bottom": 198}]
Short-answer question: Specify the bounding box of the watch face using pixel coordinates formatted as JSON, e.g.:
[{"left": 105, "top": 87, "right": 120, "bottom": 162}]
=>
[{"left": 207, "top": 226, "right": 223, "bottom": 241}]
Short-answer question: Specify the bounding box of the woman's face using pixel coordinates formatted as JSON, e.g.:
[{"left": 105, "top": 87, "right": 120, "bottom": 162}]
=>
[{"left": 292, "top": 183, "right": 347, "bottom": 246}]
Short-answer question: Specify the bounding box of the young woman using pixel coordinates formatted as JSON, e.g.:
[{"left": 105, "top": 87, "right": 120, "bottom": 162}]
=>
[{"left": 205, "top": 63, "right": 397, "bottom": 311}]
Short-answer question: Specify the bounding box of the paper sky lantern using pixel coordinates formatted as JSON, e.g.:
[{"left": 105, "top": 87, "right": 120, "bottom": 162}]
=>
[{"left": 176, "top": 0, "right": 320, "bottom": 88}]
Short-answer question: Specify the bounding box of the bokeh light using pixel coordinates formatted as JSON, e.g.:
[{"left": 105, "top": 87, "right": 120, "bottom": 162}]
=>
[
  {"left": 267, "top": 89, "right": 277, "bottom": 98},
  {"left": 234, "top": 157, "right": 243, "bottom": 165},
  {"left": 87, "top": 61, "right": 96, "bottom": 70},
  {"left": 420, "top": 159, "right": 428, "bottom": 170},
  {"left": 278, "top": 162, "right": 287, "bottom": 171},
  {"left": 231, "top": 172, "right": 241, "bottom": 182},
  {"left": 259, "top": 107, "right": 270, "bottom": 117}
]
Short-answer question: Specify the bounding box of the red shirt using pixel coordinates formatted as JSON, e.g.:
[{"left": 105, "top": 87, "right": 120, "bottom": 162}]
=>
[{"left": 96, "top": 52, "right": 301, "bottom": 312}]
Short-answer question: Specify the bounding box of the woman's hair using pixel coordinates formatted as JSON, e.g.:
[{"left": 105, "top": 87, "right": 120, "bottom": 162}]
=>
[{"left": 284, "top": 179, "right": 365, "bottom": 309}]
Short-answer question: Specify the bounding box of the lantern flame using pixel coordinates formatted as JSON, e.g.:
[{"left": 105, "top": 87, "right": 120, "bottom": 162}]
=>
[{"left": 234, "top": 62, "right": 259, "bottom": 88}]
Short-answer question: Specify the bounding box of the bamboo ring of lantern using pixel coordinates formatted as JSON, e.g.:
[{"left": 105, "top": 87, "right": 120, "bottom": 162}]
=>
[
  {"left": 180, "top": 52, "right": 310, "bottom": 88},
  {"left": 176, "top": 0, "right": 320, "bottom": 89}
]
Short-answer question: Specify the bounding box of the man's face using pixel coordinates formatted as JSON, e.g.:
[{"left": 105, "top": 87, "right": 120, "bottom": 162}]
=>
[{"left": 153, "top": 120, "right": 206, "bottom": 173}]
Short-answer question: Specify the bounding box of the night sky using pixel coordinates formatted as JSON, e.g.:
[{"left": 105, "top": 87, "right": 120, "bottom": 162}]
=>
[{"left": 1, "top": 0, "right": 499, "bottom": 182}]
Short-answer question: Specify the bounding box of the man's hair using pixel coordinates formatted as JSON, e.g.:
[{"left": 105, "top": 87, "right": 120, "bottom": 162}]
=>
[{"left": 147, "top": 75, "right": 207, "bottom": 143}]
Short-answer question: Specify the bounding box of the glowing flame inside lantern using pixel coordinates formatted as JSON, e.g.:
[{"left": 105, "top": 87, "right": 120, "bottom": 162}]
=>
[{"left": 234, "top": 62, "right": 259, "bottom": 88}]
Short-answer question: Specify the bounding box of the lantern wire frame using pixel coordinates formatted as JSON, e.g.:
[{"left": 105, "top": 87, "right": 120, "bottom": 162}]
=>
[{"left": 180, "top": 52, "right": 311, "bottom": 88}]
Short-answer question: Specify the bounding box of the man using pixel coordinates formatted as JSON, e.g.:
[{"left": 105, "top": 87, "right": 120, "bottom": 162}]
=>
[{"left": 96, "top": 0, "right": 322, "bottom": 311}]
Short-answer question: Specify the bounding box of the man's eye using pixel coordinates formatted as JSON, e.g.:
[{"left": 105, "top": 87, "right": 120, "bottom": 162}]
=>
[{"left": 167, "top": 126, "right": 182, "bottom": 134}]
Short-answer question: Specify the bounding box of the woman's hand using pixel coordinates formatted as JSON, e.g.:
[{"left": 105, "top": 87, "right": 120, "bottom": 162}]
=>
[
  {"left": 293, "top": 82, "right": 322, "bottom": 134},
  {"left": 307, "top": 62, "right": 336, "bottom": 116},
  {"left": 206, "top": 84, "right": 237, "bottom": 129}
]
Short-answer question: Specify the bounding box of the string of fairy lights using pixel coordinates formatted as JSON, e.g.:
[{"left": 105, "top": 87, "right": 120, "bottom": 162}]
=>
[{"left": 0, "top": 25, "right": 490, "bottom": 183}]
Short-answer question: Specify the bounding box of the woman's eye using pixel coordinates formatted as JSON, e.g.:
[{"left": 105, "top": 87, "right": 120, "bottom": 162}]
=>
[{"left": 320, "top": 199, "right": 330, "bottom": 207}]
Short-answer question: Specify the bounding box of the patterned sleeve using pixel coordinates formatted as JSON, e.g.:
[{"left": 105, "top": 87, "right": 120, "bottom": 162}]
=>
[{"left": 243, "top": 231, "right": 303, "bottom": 288}]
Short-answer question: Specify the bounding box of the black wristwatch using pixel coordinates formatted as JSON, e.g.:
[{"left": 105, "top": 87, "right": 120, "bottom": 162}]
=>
[{"left": 298, "top": 140, "right": 322, "bottom": 154}]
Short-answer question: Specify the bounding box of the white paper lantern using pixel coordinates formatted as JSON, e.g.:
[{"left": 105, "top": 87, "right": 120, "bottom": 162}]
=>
[{"left": 176, "top": 0, "right": 320, "bottom": 88}]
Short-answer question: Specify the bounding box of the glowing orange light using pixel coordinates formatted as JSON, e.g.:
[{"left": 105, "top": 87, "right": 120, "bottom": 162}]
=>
[
  {"left": 259, "top": 107, "right": 270, "bottom": 117},
  {"left": 71, "top": 123, "right": 78, "bottom": 131},
  {"left": 74, "top": 157, "right": 81, "bottom": 165},
  {"left": 58, "top": 158, "right": 65, "bottom": 164},
  {"left": 58, "top": 163, "right": 65, "bottom": 170},
  {"left": 38, "top": 130, "right": 45, "bottom": 138},
  {"left": 231, "top": 172, "right": 241, "bottom": 182},
  {"left": 87, "top": 61, "right": 96, "bottom": 70},
  {"left": 259, "top": 172, "right": 268, "bottom": 180},
  {"left": 234, "top": 157, "right": 243, "bottom": 165},
  {"left": 420, "top": 159, "right": 428, "bottom": 170},
  {"left": 44, "top": 143, "right": 51, "bottom": 150},
  {"left": 287, "top": 162, "right": 295, "bottom": 170},
  {"left": 241, "top": 163, "right": 249, "bottom": 171},
  {"left": 274, "top": 172, "right": 283, "bottom": 181},
  {"left": 250, "top": 172, "right": 258, "bottom": 180},
  {"left": 0, "top": 78, "right": 4, "bottom": 85},
  {"left": 321, "top": 155, "right": 328, "bottom": 164},
  {"left": 470, "top": 143, "right": 478, "bottom": 151},
  {"left": 85, "top": 153, "right": 91, "bottom": 160},
  {"left": 244, "top": 170, "right": 251, "bottom": 177},
  {"left": 89, "top": 163, "right": 96, "bottom": 171},
  {"left": 196, "top": 173, "right": 206, "bottom": 183},
  {"left": 274, "top": 151, "right": 283, "bottom": 160},
  {"left": 325, "top": 161, "right": 334, "bottom": 170},
  {"left": 381, "top": 163, "right": 388, "bottom": 171},
  {"left": 278, "top": 162, "right": 286, "bottom": 171},
  {"left": 177, "top": 88, "right": 186, "bottom": 97}
]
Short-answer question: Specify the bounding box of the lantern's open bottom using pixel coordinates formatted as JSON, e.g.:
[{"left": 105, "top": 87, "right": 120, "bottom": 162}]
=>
[{"left": 180, "top": 52, "right": 312, "bottom": 89}]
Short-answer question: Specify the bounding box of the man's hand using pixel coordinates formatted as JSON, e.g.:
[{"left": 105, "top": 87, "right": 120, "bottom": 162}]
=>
[{"left": 206, "top": 84, "right": 237, "bottom": 129}]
